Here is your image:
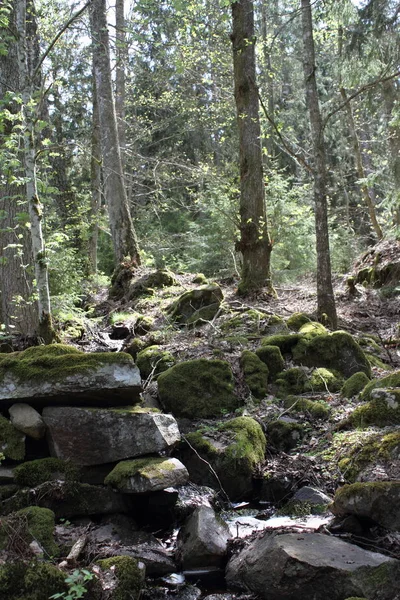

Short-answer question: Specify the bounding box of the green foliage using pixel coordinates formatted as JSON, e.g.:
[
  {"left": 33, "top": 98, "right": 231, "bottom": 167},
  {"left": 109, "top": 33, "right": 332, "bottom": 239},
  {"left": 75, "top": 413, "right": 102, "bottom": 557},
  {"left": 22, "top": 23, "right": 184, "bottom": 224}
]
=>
[{"left": 50, "top": 569, "right": 94, "bottom": 600}]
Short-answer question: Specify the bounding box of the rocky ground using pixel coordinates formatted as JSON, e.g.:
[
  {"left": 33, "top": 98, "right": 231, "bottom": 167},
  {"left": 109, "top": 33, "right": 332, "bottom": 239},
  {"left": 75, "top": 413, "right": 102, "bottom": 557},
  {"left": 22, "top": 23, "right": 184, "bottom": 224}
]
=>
[{"left": 0, "top": 240, "right": 399, "bottom": 600}]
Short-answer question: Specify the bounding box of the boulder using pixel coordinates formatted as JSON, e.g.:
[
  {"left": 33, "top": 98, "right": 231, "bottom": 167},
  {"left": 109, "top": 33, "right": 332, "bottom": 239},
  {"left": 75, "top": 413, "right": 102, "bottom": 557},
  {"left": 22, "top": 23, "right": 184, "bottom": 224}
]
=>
[
  {"left": 226, "top": 532, "right": 400, "bottom": 600},
  {"left": 166, "top": 284, "right": 223, "bottom": 324},
  {"left": 42, "top": 406, "right": 180, "bottom": 466},
  {"left": 293, "top": 486, "right": 331, "bottom": 506},
  {"left": 176, "top": 506, "right": 231, "bottom": 569},
  {"left": 158, "top": 359, "right": 238, "bottom": 419},
  {"left": 136, "top": 345, "right": 176, "bottom": 380},
  {"left": 94, "top": 556, "right": 145, "bottom": 600},
  {"left": 342, "top": 372, "right": 370, "bottom": 399},
  {"left": 0, "top": 345, "right": 141, "bottom": 407},
  {"left": 330, "top": 481, "right": 400, "bottom": 531},
  {"left": 348, "top": 388, "right": 400, "bottom": 428},
  {"left": 338, "top": 430, "right": 400, "bottom": 482},
  {"left": 105, "top": 457, "right": 189, "bottom": 494},
  {"left": 240, "top": 351, "right": 269, "bottom": 399},
  {"left": 266, "top": 419, "right": 304, "bottom": 451},
  {"left": 361, "top": 371, "right": 400, "bottom": 401},
  {"left": 255, "top": 345, "right": 284, "bottom": 380},
  {"left": 0, "top": 415, "right": 25, "bottom": 460},
  {"left": 8, "top": 403, "right": 46, "bottom": 440},
  {"left": 13, "top": 457, "right": 79, "bottom": 487},
  {"left": 181, "top": 417, "right": 266, "bottom": 500}
]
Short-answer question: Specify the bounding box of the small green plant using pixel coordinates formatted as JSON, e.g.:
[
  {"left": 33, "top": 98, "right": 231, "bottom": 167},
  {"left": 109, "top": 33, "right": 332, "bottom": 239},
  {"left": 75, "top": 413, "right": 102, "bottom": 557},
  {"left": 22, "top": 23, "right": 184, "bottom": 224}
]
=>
[{"left": 50, "top": 569, "right": 94, "bottom": 600}]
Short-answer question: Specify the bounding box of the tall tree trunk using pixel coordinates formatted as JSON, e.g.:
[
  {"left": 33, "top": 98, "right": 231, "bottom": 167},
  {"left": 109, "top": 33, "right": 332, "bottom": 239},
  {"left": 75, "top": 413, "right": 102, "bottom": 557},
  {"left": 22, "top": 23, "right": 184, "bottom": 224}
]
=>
[
  {"left": 340, "top": 87, "right": 383, "bottom": 239},
  {"left": 0, "top": 3, "right": 38, "bottom": 337},
  {"left": 301, "top": 0, "right": 337, "bottom": 328},
  {"left": 231, "top": 0, "right": 273, "bottom": 296},
  {"left": 90, "top": 0, "right": 140, "bottom": 266},
  {"left": 382, "top": 79, "right": 400, "bottom": 226},
  {"left": 89, "top": 73, "right": 101, "bottom": 275},
  {"left": 16, "top": 0, "right": 54, "bottom": 342},
  {"left": 115, "top": 0, "right": 127, "bottom": 172},
  {"left": 260, "top": 0, "right": 275, "bottom": 161}
]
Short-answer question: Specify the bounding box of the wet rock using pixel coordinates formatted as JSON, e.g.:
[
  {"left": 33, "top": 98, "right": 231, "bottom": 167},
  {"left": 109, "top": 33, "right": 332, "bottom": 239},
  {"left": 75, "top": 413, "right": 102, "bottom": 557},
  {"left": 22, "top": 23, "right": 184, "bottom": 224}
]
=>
[
  {"left": 105, "top": 457, "right": 189, "bottom": 494},
  {"left": 42, "top": 406, "right": 180, "bottom": 466},
  {"left": 0, "top": 345, "right": 141, "bottom": 407},
  {"left": 177, "top": 506, "right": 232, "bottom": 569},
  {"left": 226, "top": 532, "right": 400, "bottom": 600},
  {"left": 8, "top": 403, "right": 46, "bottom": 440},
  {"left": 330, "top": 481, "right": 400, "bottom": 531},
  {"left": 143, "top": 584, "right": 202, "bottom": 600}
]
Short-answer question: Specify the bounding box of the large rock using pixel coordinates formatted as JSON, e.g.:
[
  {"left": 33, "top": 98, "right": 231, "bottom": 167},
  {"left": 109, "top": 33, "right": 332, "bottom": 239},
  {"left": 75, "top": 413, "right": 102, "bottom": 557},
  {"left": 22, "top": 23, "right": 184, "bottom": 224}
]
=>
[
  {"left": 166, "top": 284, "right": 223, "bottom": 325},
  {"left": 105, "top": 457, "right": 189, "bottom": 493},
  {"left": 158, "top": 359, "right": 238, "bottom": 419},
  {"left": 8, "top": 403, "right": 46, "bottom": 440},
  {"left": 42, "top": 406, "right": 181, "bottom": 466},
  {"left": 226, "top": 532, "right": 400, "bottom": 600},
  {"left": 0, "top": 345, "right": 141, "bottom": 407},
  {"left": 176, "top": 506, "right": 232, "bottom": 569},
  {"left": 330, "top": 481, "right": 400, "bottom": 531}
]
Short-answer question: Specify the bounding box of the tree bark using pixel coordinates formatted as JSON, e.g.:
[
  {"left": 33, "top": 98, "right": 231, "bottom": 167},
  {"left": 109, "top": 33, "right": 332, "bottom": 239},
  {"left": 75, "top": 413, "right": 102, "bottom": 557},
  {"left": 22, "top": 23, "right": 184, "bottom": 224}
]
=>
[
  {"left": 0, "top": 2, "right": 38, "bottom": 337},
  {"left": 340, "top": 87, "right": 383, "bottom": 239},
  {"left": 89, "top": 72, "right": 101, "bottom": 275},
  {"left": 231, "top": 0, "right": 273, "bottom": 296},
  {"left": 90, "top": 0, "right": 140, "bottom": 266},
  {"left": 16, "top": 0, "right": 54, "bottom": 342},
  {"left": 115, "top": 0, "right": 127, "bottom": 172},
  {"left": 382, "top": 79, "right": 400, "bottom": 226},
  {"left": 301, "top": 0, "right": 337, "bottom": 328}
]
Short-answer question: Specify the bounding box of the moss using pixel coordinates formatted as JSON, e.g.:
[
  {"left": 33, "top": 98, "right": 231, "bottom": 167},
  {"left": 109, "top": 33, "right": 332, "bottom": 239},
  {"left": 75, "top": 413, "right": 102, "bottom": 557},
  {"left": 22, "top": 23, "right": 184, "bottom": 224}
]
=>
[
  {"left": 13, "top": 458, "right": 79, "bottom": 488},
  {"left": 333, "top": 481, "right": 400, "bottom": 510},
  {"left": 342, "top": 372, "right": 370, "bottom": 399},
  {"left": 219, "top": 417, "right": 266, "bottom": 474},
  {"left": 0, "top": 415, "right": 25, "bottom": 461},
  {"left": 134, "top": 315, "right": 154, "bottom": 335},
  {"left": 348, "top": 389, "right": 400, "bottom": 428},
  {"left": 365, "top": 353, "right": 389, "bottom": 369},
  {"left": 105, "top": 457, "right": 176, "bottom": 489},
  {"left": 136, "top": 345, "right": 175, "bottom": 380},
  {"left": 96, "top": 556, "right": 144, "bottom": 600},
  {"left": 286, "top": 312, "right": 312, "bottom": 331},
  {"left": 14, "top": 506, "right": 59, "bottom": 557},
  {"left": 0, "top": 344, "right": 133, "bottom": 385},
  {"left": 266, "top": 420, "right": 304, "bottom": 451},
  {"left": 240, "top": 350, "right": 269, "bottom": 399},
  {"left": 221, "top": 309, "right": 264, "bottom": 333},
  {"left": 276, "top": 367, "right": 307, "bottom": 395},
  {"left": 192, "top": 273, "right": 208, "bottom": 284},
  {"left": 166, "top": 284, "right": 223, "bottom": 324},
  {"left": 185, "top": 431, "right": 219, "bottom": 458},
  {"left": 255, "top": 345, "right": 285, "bottom": 380},
  {"left": 304, "top": 368, "right": 342, "bottom": 393},
  {"left": 0, "top": 484, "right": 19, "bottom": 501},
  {"left": 292, "top": 331, "right": 371, "bottom": 378},
  {"left": 338, "top": 431, "right": 400, "bottom": 482},
  {"left": 157, "top": 358, "right": 239, "bottom": 418},
  {"left": 261, "top": 333, "right": 301, "bottom": 353},
  {"left": 283, "top": 396, "right": 330, "bottom": 420},
  {"left": 277, "top": 499, "right": 326, "bottom": 517},
  {"left": 186, "top": 302, "right": 221, "bottom": 326},
  {"left": 0, "top": 561, "right": 66, "bottom": 600},
  {"left": 298, "top": 321, "right": 328, "bottom": 337},
  {"left": 361, "top": 371, "right": 400, "bottom": 401},
  {"left": 0, "top": 561, "right": 27, "bottom": 599},
  {"left": 124, "top": 338, "right": 147, "bottom": 359}
]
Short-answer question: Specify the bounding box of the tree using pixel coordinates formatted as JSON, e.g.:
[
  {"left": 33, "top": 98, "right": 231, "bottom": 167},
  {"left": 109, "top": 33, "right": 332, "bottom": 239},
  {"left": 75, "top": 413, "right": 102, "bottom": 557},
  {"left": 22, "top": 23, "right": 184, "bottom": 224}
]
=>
[
  {"left": 231, "top": 0, "right": 273, "bottom": 295},
  {"left": 90, "top": 0, "right": 140, "bottom": 266},
  {"left": 301, "top": 0, "right": 337, "bottom": 327}
]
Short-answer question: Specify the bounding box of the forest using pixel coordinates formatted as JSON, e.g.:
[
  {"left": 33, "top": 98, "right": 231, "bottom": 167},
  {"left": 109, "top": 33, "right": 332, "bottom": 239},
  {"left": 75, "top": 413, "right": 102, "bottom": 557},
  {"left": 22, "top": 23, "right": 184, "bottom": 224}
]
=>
[{"left": 0, "top": 1, "right": 400, "bottom": 600}]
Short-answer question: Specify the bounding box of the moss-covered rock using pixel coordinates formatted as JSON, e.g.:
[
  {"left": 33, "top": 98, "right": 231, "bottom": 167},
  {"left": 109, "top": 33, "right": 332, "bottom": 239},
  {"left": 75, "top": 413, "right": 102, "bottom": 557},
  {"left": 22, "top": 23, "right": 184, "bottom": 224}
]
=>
[
  {"left": 134, "top": 315, "right": 155, "bottom": 335},
  {"left": 338, "top": 431, "right": 400, "bottom": 482},
  {"left": 331, "top": 481, "right": 400, "bottom": 530},
  {"left": 0, "top": 561, "right": 67, "bottom": 600},
  {"left": 292, "top": 331, "right": 371, "bottom": 378},
  {"left": 286, "top": 312, "right": 312, "bottom": 331},
  {"left": 304, "top": 368, "right": 341, "bottom": 393},
  {"left": 124, "top": 337, "right": 147, "bottom": 359},
  {"left": 0, "top": 506, "right": 59, "bottom": 557},
  {"left": 298, "top": 321, "right": 328, "bottom": 337},
  {"left": 158, "top": 359, "right": 238, "bottom": 418},
  {"left": 186, "top": 302, "right": 222, "bottom": 326},
  {"left": 240, "top": 351, "right": 269, "bottom": 399},
  {"left": 0, "top": 484, "right": 19, "bottom": 502},
  {"left": 105, "top": 457, "right": 188, "bottom": 493},
  {"left": 342, "top": 372, "right": 370, "bottom": 399},
  {"left": 183, "top": 417, "right": 266, "bottom": 500},
  {"left": 0, "top": 415, "right": 25, "bottom": 461},
  {"left": 192, "top": 273, "right": 208, "bottom": 284},
  {"left": 96, "top": 556, "right": 145, "bottom": 600},
  {"left": 13, "top": 458, "right": 79, "bottom": 488},
  {"left": 276, "top": 367, "right": 308, "bottom": 395},
  {"left": 266, "top": 420, "right": 304, "bottom": 451},
  {"left": 166, "top": 284, "right": 223, "bottom": 324},
  {"left": 348, "top": 389, "right": 400, "bottom": 428},
  {"left": 283, "top": 396, "right": 331, "bottom": 420},
  {"left": 361, "top": 371, "right": 400, "bottom": 401},
  {"left": 125, "top": 269, "right": 177, "bottom": 301},
  {"left": 136, "top": 345, "right": 175, "bottom": 380},
  {"left": 255, "top": 345, "right": 285, "bottom": 380},
  {"left": 261, "top": 333, "right": 301, "bottom": 354}
]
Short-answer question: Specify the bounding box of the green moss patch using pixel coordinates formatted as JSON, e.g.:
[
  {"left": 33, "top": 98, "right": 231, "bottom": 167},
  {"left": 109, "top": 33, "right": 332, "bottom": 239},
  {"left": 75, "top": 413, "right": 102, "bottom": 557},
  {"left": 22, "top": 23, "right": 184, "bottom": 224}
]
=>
[
  {"left": 240, "top": 350, "right": 269, "bottom": 399},
  {"left": 0, "top": 415, "right": 25, "bottom": 461},
  {"left": 304, "top": 368, "right": 342, "bottom": 393},
  {"left": 0, "top": 506, "right": 59, "bottom": 557},
  {"left": 342, "top": 372, "right": 370, "bottom": 399},
  {"left": 266, "top": 420, "right": 304, "bottom": 451},
  {"left": 13, "top": 458, "right": 79, "bottom": 488},
  {"left": 283, "top": 396, "right": 330, "bottom": 420},
  {"left": 158, "top": 358, "right": 238, "bottom": 418},
  {"left": 96, "top": 556, "right": 145, "bottom": 600},
  {"left": 255, "top": 345, "right": 284, "bottom": 380},
  {"left": 338, "top": 431, "right": 400, "bottom": 482},
  {"left": 261, "top": 333, "right": 301, "bottom": 353},
  {"left": 361, "top": 371, "right": 400, "bottom": 401},
  {"left": 0, "top": 561, "right": 66, "bottom": 600},
  {"left": 348, "top": 389, "right": 400, "bottom": 428},
  {"left": 0, "top": 344, "right": 133, "bottom": 385},
  {"left": 286, "top": 312, "right": 312, "bottom": 331},
  {"left": 276, "top": 367, "right": 307, "bottom": 395},
  {"left": 136, "top": 345, "right": 175, "bottom": 380},
  {"left": 105, "top": 457, "right": 176, "bottom": 489}
]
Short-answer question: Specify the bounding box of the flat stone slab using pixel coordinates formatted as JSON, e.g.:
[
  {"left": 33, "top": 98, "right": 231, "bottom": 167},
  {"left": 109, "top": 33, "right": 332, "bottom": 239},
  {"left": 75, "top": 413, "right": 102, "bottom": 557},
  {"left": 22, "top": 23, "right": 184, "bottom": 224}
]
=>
[
  {"left": 0, "top": 345, "right": 141, "bottom": 407},
  {"left": 105, "top": 457, "right": 189, "bottom": 493},
  {"left": 42, "top": 406, "right": 181, "bottom": 466},
  {"left": 226, "top": 532, "right": 400, "bottom": 600}
]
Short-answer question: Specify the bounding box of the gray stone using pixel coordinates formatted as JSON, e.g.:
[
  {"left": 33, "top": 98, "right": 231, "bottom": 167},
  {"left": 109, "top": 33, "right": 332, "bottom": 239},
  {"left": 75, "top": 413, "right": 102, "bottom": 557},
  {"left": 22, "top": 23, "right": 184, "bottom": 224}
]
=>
[
  {"left": 226, "top": 532, "right": 400, "bottom": 600},
  {"left": 42, "top": 407, "right": 180, "bottom": 466},
  {"left": 177, "top": 506, "right": 232, "bottom": 569},
  {"left": 0, "top": 467, "right": 14, "bottom": 482},
  {"left": 293, "top": 486, "right": 331, "bottom": 505},
  {"left": 9, "top": 403, "right": 46, "bottom": 440},
  {"left": 105, "top": 457, "right": 189, "bottom": 494}
]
